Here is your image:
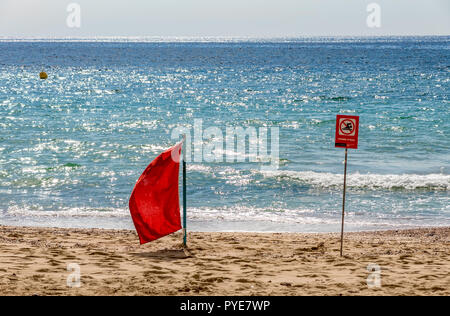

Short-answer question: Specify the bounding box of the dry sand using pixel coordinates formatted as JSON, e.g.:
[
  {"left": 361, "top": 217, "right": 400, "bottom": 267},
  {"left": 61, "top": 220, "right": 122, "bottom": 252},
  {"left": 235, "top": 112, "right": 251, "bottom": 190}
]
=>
[{"left": 0, "top": 225, "right": 448, "bottom": 296}]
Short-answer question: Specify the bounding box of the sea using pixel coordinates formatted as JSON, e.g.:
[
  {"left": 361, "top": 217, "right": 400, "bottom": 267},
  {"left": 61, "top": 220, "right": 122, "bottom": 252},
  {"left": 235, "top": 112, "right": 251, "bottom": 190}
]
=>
[{"left": 0, "top": 36, "right": 448, "bottom": 232}]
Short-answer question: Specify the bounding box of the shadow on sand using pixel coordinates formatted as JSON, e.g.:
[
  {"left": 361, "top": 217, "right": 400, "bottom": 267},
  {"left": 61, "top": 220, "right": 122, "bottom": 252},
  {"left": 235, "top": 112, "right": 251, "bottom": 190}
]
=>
[{"left": 131, "top": 248, "right": 192, "bottom": 261}]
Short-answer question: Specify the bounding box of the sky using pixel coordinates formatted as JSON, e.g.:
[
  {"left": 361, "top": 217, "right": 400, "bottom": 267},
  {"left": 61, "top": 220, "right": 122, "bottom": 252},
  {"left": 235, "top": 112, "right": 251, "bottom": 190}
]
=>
[{"left": 0, "top": 0, "right": 449, "bottom": 38}]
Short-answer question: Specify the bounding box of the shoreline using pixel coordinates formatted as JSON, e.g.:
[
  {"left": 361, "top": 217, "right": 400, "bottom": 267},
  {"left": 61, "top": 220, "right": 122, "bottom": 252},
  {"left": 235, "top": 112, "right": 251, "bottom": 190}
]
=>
[
  {"left": 2, "top": 219, "right": 448, "bottom": 234},
  {"left": 0, "top": 225, "right": 448, "bottom": 296}
]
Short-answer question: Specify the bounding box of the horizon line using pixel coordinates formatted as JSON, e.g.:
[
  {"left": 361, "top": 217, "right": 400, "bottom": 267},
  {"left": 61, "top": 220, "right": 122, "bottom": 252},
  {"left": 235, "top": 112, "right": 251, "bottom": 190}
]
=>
[{"left": 0, "top": 35, "right": 449, "bottom": 43}]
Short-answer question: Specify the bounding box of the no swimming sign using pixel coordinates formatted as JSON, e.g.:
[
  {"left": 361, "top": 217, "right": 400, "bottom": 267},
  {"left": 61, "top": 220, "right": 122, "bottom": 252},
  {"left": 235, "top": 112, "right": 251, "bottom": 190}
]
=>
[
  {"left": 335, "top": 115, "right": 359, "bottom": 149},
  {"left": 334, "top": 114, "right": 359, "bottom": 256}
]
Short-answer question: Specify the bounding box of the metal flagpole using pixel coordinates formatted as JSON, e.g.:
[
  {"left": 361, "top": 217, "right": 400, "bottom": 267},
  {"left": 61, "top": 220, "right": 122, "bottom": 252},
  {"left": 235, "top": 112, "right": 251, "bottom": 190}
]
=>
[
  {"left": 182, "top": 135, "right": 187, "bottom": 248},
  {"left": 340, "top": 148, "right": 348, "bottom": 257}
]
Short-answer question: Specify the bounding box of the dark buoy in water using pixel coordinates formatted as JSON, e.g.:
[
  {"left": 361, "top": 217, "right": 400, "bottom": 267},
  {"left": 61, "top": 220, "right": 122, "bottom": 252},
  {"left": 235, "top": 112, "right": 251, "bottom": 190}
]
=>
[{"left": 39, "top": 71, "right": 48, "bottom": 80}]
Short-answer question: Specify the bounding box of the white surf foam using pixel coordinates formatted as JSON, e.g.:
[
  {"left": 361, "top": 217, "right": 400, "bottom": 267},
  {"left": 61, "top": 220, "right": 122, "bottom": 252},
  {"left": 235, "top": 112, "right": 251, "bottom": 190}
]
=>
[
  {"left": 186, "top": 164, "right": 450, "bottom": 190},
  {"left": 260, "top": 170, "right": 450, "bottom": 190}
]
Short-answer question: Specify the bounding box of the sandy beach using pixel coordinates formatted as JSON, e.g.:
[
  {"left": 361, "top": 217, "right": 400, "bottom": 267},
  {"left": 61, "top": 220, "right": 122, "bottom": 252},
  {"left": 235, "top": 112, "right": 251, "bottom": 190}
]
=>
[{"left": 0, "top": 225, "right": 448, "bottom": 296}]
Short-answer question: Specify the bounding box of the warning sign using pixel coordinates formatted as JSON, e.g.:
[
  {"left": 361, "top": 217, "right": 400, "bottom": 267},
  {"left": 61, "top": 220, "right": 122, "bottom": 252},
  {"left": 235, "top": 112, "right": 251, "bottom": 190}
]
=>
[{"left": 335, "top": 115, "right": 359, "bottom": 149}]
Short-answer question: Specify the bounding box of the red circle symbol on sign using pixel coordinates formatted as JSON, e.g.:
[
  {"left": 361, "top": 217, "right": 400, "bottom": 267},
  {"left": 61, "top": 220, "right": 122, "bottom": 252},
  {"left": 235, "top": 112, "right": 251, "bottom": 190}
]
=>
[{"left": 339, "top": 119, "right": 354, "bottom": 135}]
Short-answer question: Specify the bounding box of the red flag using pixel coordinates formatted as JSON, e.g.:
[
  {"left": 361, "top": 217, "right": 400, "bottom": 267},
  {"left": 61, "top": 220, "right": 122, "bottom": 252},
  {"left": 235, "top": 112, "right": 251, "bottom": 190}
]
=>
[{"left": 129, "top": 142, "right": 183, "bottom": 244}]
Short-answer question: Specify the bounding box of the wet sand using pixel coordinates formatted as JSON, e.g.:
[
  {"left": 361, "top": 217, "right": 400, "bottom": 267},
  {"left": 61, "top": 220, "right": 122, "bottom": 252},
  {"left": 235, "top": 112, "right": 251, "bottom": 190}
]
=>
[{"left": 0, "top": 225, "right": 448, "bottom": 296}]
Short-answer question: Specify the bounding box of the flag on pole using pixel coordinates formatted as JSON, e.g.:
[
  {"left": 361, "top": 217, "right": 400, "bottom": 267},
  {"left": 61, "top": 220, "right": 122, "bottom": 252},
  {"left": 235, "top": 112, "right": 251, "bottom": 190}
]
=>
[{"left": 129, "top": 142, "right": 183, "bottom": 244}]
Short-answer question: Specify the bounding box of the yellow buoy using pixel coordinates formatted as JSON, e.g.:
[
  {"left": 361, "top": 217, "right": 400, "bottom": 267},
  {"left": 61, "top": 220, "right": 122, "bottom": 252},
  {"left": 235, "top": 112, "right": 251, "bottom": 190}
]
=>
[{"left": 39, "top": 72, "right": 48, "bottom": 80}]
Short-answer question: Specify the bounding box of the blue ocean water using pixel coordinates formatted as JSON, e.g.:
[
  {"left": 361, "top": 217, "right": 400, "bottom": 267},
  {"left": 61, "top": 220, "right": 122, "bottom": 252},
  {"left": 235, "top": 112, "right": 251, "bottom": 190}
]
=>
[{"left": 0, "top": 37, "right": 449, "bottom": 232}]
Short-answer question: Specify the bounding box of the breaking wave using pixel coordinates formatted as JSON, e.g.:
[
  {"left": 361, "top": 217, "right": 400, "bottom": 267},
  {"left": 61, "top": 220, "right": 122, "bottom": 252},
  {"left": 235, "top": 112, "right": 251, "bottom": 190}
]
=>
[
  {"left": 186, "top": 164, "right": 450, "bottom": 191},
  {"left": 260, "top": 171, "right": 450, "bottom": 191}
]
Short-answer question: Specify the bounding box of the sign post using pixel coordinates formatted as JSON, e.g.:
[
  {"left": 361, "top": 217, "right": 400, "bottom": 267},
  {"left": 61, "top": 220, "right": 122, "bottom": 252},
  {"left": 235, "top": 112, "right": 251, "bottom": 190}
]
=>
[{"left": 335, "top": 115, "right": 359, "bottom": 256}]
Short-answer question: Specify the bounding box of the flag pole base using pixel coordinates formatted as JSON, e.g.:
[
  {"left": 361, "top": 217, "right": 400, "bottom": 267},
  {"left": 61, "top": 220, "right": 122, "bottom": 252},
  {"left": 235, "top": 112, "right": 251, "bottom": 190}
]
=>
[{"left": 182, "top": 229, "right": 187, "bottom": 248}]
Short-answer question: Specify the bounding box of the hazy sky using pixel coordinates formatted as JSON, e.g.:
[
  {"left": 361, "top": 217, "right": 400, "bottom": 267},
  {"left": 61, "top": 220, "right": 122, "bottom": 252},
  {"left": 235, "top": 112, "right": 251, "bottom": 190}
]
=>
[{"left": 0, "top": 0, "right": 449, "bottom": 38}]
